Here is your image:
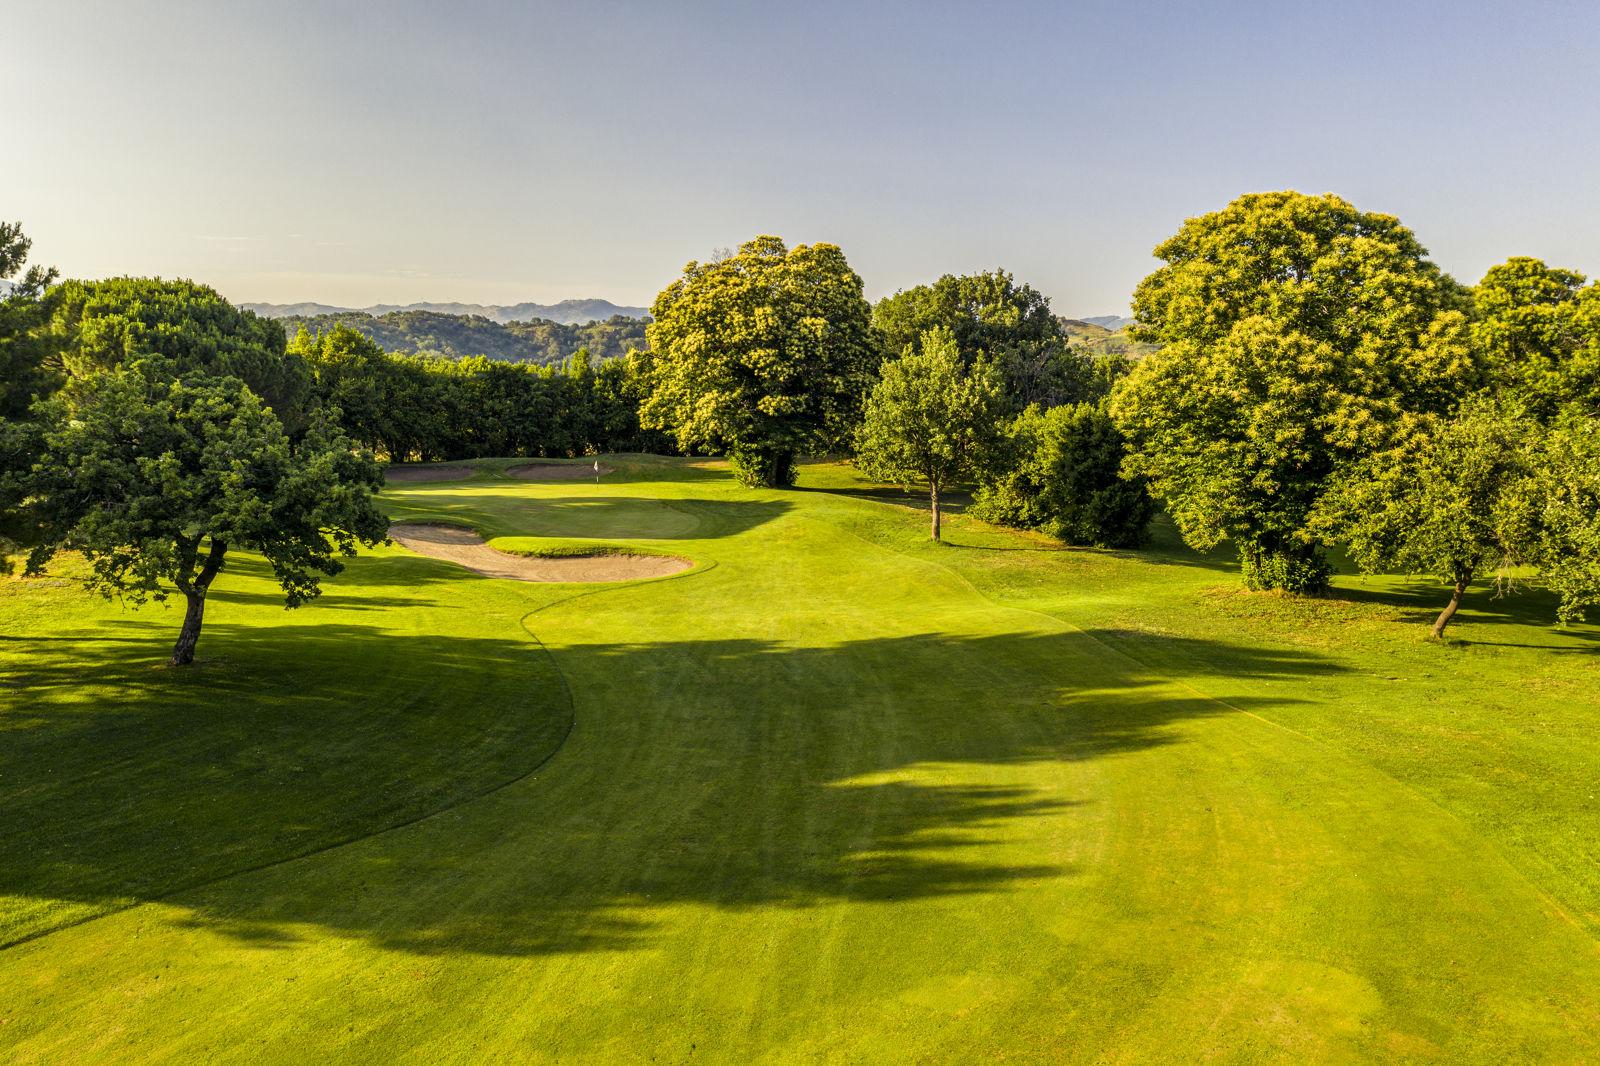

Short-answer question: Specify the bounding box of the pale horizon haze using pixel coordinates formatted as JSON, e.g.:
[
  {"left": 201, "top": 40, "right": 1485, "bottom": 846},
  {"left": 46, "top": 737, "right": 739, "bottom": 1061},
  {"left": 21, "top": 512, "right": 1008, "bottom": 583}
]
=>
[{"left": 4, "top": 0, "right": 1598, "bottom": 318}]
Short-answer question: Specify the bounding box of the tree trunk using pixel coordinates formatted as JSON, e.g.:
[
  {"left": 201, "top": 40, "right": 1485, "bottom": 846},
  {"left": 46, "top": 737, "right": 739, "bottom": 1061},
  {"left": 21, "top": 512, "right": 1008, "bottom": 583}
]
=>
[
  {"left": 1430, "top": 568, "right": 1472, "bottom": 640},
  {"left": 170, "top": 539, "right": 228, "bottom": 666},
  {"left": 170, "top": 591, "right": 206, "bottom": 666},
  {"left": 930, "top": 480, "right": 942, "bottom": 541}
]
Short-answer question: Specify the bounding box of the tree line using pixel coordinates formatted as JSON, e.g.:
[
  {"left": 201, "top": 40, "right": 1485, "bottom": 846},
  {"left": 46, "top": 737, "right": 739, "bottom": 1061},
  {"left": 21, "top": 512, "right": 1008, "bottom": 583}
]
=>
[
  {"left": 3, "top": 189, "right": 1599, "bottom": 661},
  {"left": 294, "top": 327, "right": 667, "bottom": 461},
  {"left": 278, "top": 309, "right": 649, "bottom": 365}
]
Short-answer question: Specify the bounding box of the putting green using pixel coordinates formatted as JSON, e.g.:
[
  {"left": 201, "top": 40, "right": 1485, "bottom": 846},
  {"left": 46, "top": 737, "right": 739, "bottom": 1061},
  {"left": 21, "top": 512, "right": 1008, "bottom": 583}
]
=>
[{"left": 3, "top": 457, "right": 1600, "bottom": 1062}]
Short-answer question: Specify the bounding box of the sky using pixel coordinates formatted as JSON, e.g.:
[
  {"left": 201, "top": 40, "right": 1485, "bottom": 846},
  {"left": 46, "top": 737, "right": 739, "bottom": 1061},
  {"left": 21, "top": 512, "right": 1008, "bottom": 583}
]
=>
[{"left": 3, "top": 0, "right": 1598, "bottom": 317}]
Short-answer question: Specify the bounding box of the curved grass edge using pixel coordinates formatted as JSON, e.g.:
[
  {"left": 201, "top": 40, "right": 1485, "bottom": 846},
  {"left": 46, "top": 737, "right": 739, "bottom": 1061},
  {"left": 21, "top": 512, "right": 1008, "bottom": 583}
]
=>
[{"left": 0, "top": 624, "right": 579, "bottom": 955}]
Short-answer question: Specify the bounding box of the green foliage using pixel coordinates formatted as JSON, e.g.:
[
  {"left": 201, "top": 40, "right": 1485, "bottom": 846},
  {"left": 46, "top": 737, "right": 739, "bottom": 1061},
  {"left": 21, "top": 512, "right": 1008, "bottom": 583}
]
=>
[
  {"left": 1473, "top": 257, "right": 1600, "bottom": 419},
  {"left": 1235, "top": 546, "right": 1333, "bottom": 595},
  {"left": 292, "top": 325, "right": 668, "bottom": 462},
  {"left": 1113, "top": 191, "right": 1477, "bottom": 594},
  {"left": 1318, "top": 402, "right": 1534, "bottom": 584},
  {"left": 289, "top": 325, "right": 396, "bottom": 453},
  {"left": 642, "top": 236, "right": 877, "bottom": 487},
  {"left": 277, "top": 310, "right": 649, "bottom": 366},
  {"left": 973, "top": 402, "right": 1154, "bottom": 548},
  {"left": 872, "top": 269, "right": 1103, "bottom": 409},
  {"left": 1529, "top": 414, "right": 1600, "bottom": 623},
  {"left": 23, "top": 281, "right": 387, "bottom": 662},
  {"left": 855, "top": 327, "right": 1005, "bottom": 538},
  {"left": 0, "top": 221, "right": 56, "bottom": 299},
  {"left": 873, "top": 269, "right": 1058, "bottom": 358},
  {"left": 0, "top": 222, "right": 61, "bottom": 567},
  {"left": 1313, "top": 401, "right": 1537, "bottom": 633},
  {"left": 0, "top": 221, "right": 61, "bottom": 422},
  {"left": 28, "top": 372, "right": 387, "bottom": 607},
  {"left": 49, "top": 277, "right": 314, "bottom": 433},
  {"left": 593, "top": 349, "right": 673, "bottom": 454},
  {"left": 727, "top": 443, "right": 797, "bottom": 489}
]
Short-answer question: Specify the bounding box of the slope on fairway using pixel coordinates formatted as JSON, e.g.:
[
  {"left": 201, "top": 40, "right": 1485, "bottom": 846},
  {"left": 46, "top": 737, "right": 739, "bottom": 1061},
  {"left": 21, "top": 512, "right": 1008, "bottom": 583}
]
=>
[
  {"left": 3, "top": 456, "right": 1600, "bottom": 1062},
  {"left": 0, "top": 549, "right": 573, "bottom": 949}
]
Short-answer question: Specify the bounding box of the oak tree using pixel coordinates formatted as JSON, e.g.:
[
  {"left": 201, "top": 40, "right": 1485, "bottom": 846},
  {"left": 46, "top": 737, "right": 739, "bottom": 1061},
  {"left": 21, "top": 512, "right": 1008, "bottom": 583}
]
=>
[
  {"left": 28, "top": 280, "right": 386, "bottom": 664},
  {"left": 855, "top": 327, "right": 1005, "bottom": 540},
  {"left": 872, "top": 270, "right": 1094, "bottom": 409},
  {"left": 28, "top": 372, "right": 387, "bottom": 665},
  {"left": 1314, "top": 401, "right": 1536, "bottom": 637},
  {"left": 1111, "top": 191, "right": 1477, "bottom": 593},
  {"left": 642, "top": 237, "right": 877, "bottom": 488}
]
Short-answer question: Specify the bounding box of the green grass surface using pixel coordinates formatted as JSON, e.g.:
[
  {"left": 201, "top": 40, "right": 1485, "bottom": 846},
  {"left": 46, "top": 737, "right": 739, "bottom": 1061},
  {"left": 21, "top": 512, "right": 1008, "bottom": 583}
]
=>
[{"left": 3, "top": 456, "right": 1600, "bottom": 1062}]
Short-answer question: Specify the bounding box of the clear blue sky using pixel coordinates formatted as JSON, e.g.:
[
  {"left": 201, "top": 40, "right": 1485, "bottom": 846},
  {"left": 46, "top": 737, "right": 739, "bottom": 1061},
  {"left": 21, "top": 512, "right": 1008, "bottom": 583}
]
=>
[{"left": 4, "top": 0, "right": 1597, "bottom": 316}]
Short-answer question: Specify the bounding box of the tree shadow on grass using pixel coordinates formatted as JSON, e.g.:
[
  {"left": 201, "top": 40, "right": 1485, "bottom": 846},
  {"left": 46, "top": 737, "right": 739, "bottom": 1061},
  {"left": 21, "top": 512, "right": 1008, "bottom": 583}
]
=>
[
  {"left": 0, "top": 618, "right": 1344, "bottom": 957},
  {"left": 930, "top": 511, "right": 1243, "bottom": 576},
  {"left": 793, "top": 481, "right": 980, "bottom": 520},
  {"left": 0, "top": 615, "right": 572, "bottom": 948},
  {"left": 1328, "top": 576, "right": 1600, "bottom": 647}
]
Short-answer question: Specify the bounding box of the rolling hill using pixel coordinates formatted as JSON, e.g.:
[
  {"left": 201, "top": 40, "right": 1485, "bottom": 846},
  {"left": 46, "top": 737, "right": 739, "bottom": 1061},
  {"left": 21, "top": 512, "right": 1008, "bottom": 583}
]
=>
[{"left": 1059, "top": 316, "right": 1157, "bottom": 358}]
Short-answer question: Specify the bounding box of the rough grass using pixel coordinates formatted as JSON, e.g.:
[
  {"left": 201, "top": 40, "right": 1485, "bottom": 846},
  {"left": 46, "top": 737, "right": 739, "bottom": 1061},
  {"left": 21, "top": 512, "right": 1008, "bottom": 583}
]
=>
[{"left": 2, "top": 456, "right": 1599, "bottom": 1062}]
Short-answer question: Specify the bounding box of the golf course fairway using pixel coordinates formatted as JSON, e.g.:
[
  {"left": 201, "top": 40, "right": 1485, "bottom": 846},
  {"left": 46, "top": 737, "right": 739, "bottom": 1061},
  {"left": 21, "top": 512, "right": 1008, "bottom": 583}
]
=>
[{"left": 4, "top": 456, "right": 1600, "bottom": 1062}]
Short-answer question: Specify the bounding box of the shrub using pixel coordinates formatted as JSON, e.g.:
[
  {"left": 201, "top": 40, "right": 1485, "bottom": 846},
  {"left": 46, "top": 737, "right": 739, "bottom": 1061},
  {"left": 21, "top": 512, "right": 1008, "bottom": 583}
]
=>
[{"left": 974, "top": 403, "right": 1153, "bottom": 548}]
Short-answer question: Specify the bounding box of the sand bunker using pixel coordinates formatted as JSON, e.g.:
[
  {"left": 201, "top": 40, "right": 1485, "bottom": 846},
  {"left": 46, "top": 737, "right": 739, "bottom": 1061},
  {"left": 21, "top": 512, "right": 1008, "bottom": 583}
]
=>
[
  {"left": 388, "top": 523, "right": 690, "bottom": 583},
  {"left": 507, "top": 462, "right": 614, "bottom": 481},
  {"left": 384, "top": 465, "right": 476, "bottom": 483}
]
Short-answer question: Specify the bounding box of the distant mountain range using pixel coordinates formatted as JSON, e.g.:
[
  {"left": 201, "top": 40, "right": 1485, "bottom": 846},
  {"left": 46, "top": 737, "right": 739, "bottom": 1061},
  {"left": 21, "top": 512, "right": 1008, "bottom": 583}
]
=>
[
  {"left": 1079, "top": 315, "right": 1134, "bottom": 330},
  {"left": 243, "top": 298, "right": 648, "bottom": 326}
]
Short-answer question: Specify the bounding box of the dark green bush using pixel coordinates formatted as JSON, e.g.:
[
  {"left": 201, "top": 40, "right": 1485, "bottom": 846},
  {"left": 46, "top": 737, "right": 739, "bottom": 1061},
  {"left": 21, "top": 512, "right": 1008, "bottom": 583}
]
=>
[{"left": 973, "top": 402, "right": 1154, "bottom": 548}]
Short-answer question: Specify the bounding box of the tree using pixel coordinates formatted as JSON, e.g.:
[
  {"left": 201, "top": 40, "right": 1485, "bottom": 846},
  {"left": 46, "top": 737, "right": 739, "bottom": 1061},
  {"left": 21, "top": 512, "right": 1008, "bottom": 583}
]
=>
[
  {"left": 855, "top": 327, "right": 1005, "bottom": 540},
  {"left": 1111, "top": 191, "right": 1477, "bottom": 594},
  {"left": 642, "top": 236, "right": 877, "bottom": 488},
  {"left": 1528, "top": 412, "right": 1600, "bottom": 624},
  {"left": 872, "top": 270, "right": 1092, "bottom": 409},
  {"left": 50, "top": 277, "right": 314, "bottom": 433},
  {"left": 1473, "top": 257, "right": 1600, "bottom": 419},
  {"left": 0, "top": 221, "right": 60, "bottom": 419},
  {"left": 973, "top": 402, "right": 1154, "bottom": 548},
  {"left": 27, "top": 371, "right": 387, "bottom": 665},
  {"left": 0, "top": 221, "right": 61, "bottom": 565},
  {"left": 593, "top": 349, "right": 673, "bottom": 454},
  {"left": 293, "top": 324, "right": 393, "bottom": 453},
  {"left": 873, "top": 269, "right": 1056, "bottom": 358},
  {"left": 27, "top": 280, "right": 386, "bottom": 664},
  {"left": 1313, "top": 401, "right": 1537, "bottom": 638}
]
